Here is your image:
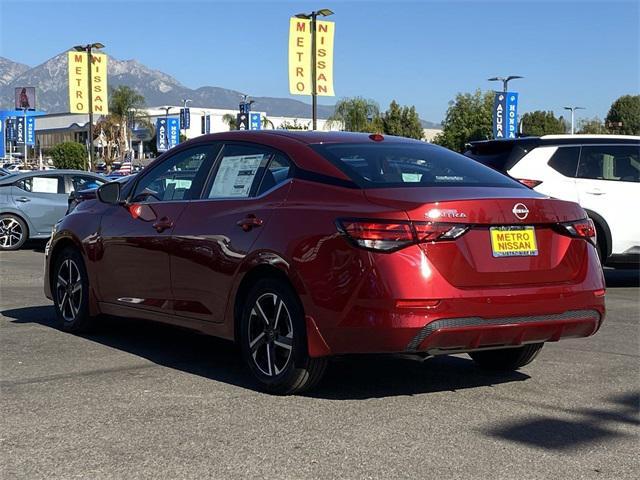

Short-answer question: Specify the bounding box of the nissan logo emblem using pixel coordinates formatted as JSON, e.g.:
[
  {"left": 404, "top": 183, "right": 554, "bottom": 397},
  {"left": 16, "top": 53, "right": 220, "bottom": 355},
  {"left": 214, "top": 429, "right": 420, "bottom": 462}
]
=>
[{"left": 513, "top": 203, "right": 529, "bottom": 220}]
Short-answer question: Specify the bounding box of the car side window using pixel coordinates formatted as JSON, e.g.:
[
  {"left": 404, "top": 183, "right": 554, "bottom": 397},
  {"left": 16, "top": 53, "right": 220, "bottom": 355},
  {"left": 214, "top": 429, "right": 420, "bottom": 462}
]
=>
[
  {"left": 132, "top": 145, "right": 216, "bottom": 203},
  {"left": 256, "top": 154, "right": 292, "bottom": 196},
  {"left": 577, "top": 145, "right": 640, "bottom": 182},
  {"left": 69, "top": 175, "right": 106, "bottom": 193},
  {"left": 15, "top": 176, "right": 63, "bottom": 194},
  {"left": 206, "top": 144, "right": 272, "bottom": 199},
  {"left": 547, "top": 147, "right": 580, "bottom": 177}
]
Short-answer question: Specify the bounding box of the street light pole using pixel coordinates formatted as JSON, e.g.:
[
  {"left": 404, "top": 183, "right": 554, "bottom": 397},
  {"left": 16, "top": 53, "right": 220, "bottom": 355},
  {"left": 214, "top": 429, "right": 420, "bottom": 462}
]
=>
[
  {"left": 295, "top": 8, "right": 334, "bottom": 130},
  {"left": 488, "top": 75, "right": 524, "bottom": 92},
  {"left": 564, "top": 106, "right": 585, "bottom": 134},
  {"left": 73, "top": 42, "right": 105, "bottom": 171}
]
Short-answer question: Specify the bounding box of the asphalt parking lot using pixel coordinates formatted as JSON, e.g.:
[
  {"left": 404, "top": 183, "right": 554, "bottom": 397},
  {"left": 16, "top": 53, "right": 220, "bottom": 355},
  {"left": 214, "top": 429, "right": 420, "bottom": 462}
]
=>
[{"left": 1, "top": 245, "right": 638, "bottom": 479}]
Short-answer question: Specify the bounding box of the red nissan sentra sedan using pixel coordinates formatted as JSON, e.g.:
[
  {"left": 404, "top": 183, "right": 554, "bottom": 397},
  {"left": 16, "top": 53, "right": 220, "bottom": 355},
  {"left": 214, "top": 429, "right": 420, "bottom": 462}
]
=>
[{"left": 44, "top": 131, "right": 605, "bottom": 393}]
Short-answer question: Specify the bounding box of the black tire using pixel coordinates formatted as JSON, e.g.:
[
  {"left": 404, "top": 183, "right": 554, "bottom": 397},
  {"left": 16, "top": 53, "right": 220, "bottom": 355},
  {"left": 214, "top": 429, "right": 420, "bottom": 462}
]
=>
[
  {"left": 0, "top": 214, "right": 28, "bottom": 251},
  {"left": 239, "top": 278, "right": 327, "bottom": 394},
  {"left": 469, "top": 343, "right": 543, "bottom": 371},
  {"left": 53, "top": 247, "right": 95, "bottom": 333}
]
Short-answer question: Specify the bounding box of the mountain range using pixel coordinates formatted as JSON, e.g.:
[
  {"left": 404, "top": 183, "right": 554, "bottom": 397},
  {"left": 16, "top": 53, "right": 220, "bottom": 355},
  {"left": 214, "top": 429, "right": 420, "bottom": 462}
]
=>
[{"left": 0, "top": 52, "right": 441, "bottom": 127}]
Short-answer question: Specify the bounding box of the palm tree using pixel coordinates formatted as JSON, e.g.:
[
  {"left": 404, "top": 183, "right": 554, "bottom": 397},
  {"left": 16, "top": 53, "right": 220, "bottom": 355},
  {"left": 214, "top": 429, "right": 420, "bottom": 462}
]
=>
[
  {"left": 108, "top": 85, "right": 147, "bottom": 160},
  {"left": 262, "top": 116, "right": 275, "bottom": 129},
  {"left": 222, "top": 113, "right": 237, "bottom": 130},
  {"left": 328, "top": 97, "right": 381, "bottom": 132}
]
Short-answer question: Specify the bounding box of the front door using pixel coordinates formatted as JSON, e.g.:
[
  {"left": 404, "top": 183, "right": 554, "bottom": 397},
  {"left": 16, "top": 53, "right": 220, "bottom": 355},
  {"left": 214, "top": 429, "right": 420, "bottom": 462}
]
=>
[
  {"left": 96, "top": 144, "right": 217, "bottom": 314},
  {"left": 170, "top": 144, "right": 293, "bottom": 322},
  {"left": 574, "top": 144, "right": 640, "bottom": 255},
  {"left": 12, "top": 174, "right": 67, "bottom": 235}
]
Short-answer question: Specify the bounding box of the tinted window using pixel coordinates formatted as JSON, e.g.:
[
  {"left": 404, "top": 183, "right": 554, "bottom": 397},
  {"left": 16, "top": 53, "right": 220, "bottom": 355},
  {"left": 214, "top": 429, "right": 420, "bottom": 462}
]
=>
[
  {"left": 577, "top": 145, "right": 640, "bottom": 182},
  {"left": 206, "top": 144, "right": 272, "bottom": 199},
  {"left": 132, "top": 145, "right": 215, "bottom": 202},
  {"left": 256, "top": 154, "right": 292, "bottom": 196},
  {"left": 15, "top": 176, "right": 63, "bottom": 194},
  {"left": 548, "top": 147, "right": 580, "bottom": 177},
  {"left": 69, "top": 175, "right": 106, "bottom": 193},
  {"left": 464, "top": 140, "right": 536, "bottom": 173},
  {"left": 314, "top": 143, "right": 524, "bottom": 188}
]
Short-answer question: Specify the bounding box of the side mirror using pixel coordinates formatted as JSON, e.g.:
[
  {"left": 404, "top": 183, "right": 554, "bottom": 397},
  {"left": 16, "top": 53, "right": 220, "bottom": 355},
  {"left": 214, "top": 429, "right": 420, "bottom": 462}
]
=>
[{"left": 97, "top": 181, "right": 121, "bottom": 205}]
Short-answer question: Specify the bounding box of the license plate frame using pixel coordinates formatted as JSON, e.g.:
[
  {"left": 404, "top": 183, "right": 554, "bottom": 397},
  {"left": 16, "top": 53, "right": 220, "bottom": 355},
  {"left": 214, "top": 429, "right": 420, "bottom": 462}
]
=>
[{"left": 490, "top": 226, "right": 538, "bottom": 258}]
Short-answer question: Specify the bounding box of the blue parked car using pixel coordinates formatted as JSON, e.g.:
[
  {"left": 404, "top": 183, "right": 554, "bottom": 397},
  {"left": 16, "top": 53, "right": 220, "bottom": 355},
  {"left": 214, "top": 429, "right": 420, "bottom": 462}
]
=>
[{"left": 0, "top": 170, "right": 107, "bottom": 250}]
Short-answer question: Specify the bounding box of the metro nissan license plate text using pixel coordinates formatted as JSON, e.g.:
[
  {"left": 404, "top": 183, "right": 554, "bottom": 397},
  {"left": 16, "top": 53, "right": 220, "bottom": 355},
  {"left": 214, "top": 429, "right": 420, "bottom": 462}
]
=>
[{"left": 490, "top": 226, "right": 538, "bottom": 257}]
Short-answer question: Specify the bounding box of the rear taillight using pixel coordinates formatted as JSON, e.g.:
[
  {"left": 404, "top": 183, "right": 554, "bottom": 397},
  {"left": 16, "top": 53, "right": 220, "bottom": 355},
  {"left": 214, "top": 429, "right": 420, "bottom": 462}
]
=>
[
  {"left": 337, "top": 219, "right": 468, "bottom": 252},
  {"left": 517, "top": 178, "right": 543, "bottom": 189},
  {"left": 557, "top": 218, "right": 597, "bottom": 245}
]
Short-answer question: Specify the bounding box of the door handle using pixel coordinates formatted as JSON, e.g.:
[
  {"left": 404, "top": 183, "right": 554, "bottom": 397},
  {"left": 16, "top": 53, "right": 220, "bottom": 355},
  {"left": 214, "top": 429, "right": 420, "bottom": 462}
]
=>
[
  {"left": 585, "top": 190, "right": 606, "bottom": 196},
  {"left": 15, "top": 197, "right": 31, "bottom": 203},
  {"left": 152, "top": 217, "right": 174, "bottom": 233},
  {"left": 237, "top": 214, "right": 263, "bottom": 232}
]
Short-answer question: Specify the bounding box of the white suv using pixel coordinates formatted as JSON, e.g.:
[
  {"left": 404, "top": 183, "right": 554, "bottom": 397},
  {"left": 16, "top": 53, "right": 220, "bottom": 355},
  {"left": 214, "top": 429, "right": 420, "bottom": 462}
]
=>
[{"left": 465, "top": 135, "right": 640, "bottom": 266}]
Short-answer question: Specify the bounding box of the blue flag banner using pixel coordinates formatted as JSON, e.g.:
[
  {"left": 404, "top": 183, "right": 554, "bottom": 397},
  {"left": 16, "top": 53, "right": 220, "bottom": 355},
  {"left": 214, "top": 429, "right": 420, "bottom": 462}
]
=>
[
  {"left": 7, "top": 119, "right": 15, "bottom": 141},
  {"left": 505, "top": 92, "right": 518, "bottom": 139},
  {"left": 156, "top": 118, "right": 168, "bottom": 152},
  {"left": 180, "top": 108, "right": 191, "bottom": 130},
  {"left": 0, "top": 119, "right": 4, "bottom": 158},
  {"left": 26, "top": 117, "right": 35, "bottom": 146},
  {"left": 205, "top": 115, "right": 211, "bottom": 134},
  {"left": 250, "top": 113, "right": 261, "bottom": 130},
  {"left": 167, "top": 117, "right": 180, "bottom": 149},
  {"left": 493, "top": 92, "right": 518, "bottom": 139},
  {"left": 15, "top": 117, "right": 26, "bottom": 145}
]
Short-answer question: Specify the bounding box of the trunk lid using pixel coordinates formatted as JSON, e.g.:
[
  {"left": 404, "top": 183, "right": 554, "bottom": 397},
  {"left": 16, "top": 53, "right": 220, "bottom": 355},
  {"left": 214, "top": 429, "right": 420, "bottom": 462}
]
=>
[{"left": 365, "top": 187, "right": 590, "bottom": 287}]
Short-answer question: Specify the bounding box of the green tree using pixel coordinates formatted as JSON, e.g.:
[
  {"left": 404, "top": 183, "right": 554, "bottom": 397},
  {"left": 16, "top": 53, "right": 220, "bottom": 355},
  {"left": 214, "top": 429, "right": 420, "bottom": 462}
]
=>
[
  {"left": 520, "top": 110, "right": 567, "bottom": 136},
  {"left": 222, "top": 113, "right": 237, "bottom": 130},
  {"left": 50, "top": 142, "right": 87, "bottom": 170},
  {"left": 101, "top": 85, "right": 148, "bottom": 164},
  {"left": 328, "top": 97, "right": 380, "bottom": 132},
  {"left": 381, "top": 100, "right": 424, "bottom": 139},
  {"left": 605, "top": 94, "right": 640, "bottom": 135},
  {"left": 433, "top": 90, "right": 493, "bottom": 152},
  {"left": 279, "top": 119, "right": 309, "bottom": 130},
  {"left": 578, "top": 117, "right": 607, "bottom": 134}
]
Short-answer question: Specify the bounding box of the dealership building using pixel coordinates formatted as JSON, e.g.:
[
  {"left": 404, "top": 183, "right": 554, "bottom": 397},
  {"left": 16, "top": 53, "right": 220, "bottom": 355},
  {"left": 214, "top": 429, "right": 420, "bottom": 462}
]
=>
[{"left": 9, "top": 105, "right": 440, "bottom": 162}]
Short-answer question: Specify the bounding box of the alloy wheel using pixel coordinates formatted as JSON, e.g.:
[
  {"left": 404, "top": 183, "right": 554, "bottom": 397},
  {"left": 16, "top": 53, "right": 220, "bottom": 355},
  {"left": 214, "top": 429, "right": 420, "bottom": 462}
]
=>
[
  {"left": 55, "top": 258, "right": 83, "bottom": 322},
  {"left": 247, "top": 292, "right": 294, "bottom": 377},
  {"left": 0, "top": 217, "right": 23, "bottom": 249}
]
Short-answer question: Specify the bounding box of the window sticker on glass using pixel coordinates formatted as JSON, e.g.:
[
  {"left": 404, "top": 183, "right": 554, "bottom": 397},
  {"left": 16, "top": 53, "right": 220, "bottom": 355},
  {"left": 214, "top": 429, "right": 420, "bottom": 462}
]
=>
[
  {"left": 209, "top": 154, "right": 264, "bottom": 198},
  {"left": 32, "top": 177, "right": 59, "bottom": 193}
]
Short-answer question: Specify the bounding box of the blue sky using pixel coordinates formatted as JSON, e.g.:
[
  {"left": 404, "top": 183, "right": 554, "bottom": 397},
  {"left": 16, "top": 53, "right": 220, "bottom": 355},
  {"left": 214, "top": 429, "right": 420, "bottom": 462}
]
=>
[{"left": 1, "top": 0, "right": 638, "bottom": 123}]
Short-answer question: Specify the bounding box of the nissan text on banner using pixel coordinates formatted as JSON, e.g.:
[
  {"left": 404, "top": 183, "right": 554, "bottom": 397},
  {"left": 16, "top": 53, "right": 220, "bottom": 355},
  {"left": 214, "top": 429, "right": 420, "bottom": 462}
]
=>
[
  {"left": 68, "top": 51, "right": 109, "bottom": 114},
  {"left": 493, "top": 92, "right": 518, "bottom": 139},
  {"left": 288, "top": 18, "right": 335, "bottom": 96}
]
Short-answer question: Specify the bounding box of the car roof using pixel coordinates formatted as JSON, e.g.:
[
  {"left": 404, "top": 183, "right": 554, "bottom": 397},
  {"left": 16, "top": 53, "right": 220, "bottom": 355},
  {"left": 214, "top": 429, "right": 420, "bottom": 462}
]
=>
[
  {"left": 0, "top": 170, "right": 103, "bottom": 186},
  {"left": 191, "top": 130, "right": 423, "bottom": 145},
  {"left": 468, "top": 134, "right": 640, "bottom": 150}
]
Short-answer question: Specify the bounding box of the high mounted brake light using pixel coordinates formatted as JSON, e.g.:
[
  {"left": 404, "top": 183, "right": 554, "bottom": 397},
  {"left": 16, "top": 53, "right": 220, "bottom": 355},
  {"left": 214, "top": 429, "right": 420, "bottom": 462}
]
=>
[{"left": 337, "top": 219, "right": 469, "bottom": 252}]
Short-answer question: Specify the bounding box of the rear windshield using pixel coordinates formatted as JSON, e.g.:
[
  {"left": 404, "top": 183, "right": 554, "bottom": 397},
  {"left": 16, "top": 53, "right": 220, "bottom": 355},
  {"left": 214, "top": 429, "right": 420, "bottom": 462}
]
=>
[
  {"left": 313, "top": 142, "right": 525, "bottom": 188},
  {"left": 463, "top": 141, "right": 535, "bottom": 172}
]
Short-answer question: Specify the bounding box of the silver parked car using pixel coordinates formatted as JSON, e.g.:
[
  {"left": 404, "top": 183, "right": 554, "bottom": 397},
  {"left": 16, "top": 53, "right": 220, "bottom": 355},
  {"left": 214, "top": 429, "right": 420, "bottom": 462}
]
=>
[{"left": 0, "top": 170, "right": 106, "bottom": 250}]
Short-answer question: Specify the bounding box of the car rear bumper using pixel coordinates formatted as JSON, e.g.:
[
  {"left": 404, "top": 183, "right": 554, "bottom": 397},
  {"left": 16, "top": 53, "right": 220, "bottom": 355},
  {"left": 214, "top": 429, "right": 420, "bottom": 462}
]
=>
[{"left": 307, "top": 290, "right": 605, "bottom": 357}]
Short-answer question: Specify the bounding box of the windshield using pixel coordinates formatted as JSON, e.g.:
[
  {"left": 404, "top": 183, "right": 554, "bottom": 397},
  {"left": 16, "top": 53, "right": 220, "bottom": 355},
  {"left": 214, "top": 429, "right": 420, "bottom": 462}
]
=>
[{"left": 313, "top": 142, "right": 525, "bottom": 188}]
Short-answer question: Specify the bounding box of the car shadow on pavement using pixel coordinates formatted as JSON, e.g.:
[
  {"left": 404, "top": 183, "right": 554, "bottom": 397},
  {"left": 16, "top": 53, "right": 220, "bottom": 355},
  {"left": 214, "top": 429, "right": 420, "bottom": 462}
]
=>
[
  {"left": 3, "top": 305, "right": 531, "bottom": 398},
  {"left": 604, "top": 268, "right": 640, "bottom": 288},
  {"left": 22, "top": 239, "right": 47, "bottom": 253},
  {"left": 482, "top": 391, "right": 639, "bottom": 451}
]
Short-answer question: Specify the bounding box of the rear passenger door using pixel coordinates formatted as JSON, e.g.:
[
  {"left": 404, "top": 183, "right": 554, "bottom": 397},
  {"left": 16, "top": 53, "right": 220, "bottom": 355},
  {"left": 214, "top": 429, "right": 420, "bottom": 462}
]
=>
[{"left": 170, "top": 143, "right": 293, "bottom": 323}]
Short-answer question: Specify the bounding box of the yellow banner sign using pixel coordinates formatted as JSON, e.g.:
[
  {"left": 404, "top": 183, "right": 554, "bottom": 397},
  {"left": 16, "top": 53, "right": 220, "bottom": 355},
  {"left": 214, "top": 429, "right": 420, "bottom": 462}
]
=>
[
  {"left": 288, "top": 18, "right": 335, "bottom": 96},
  {"left": 68, "top": 51, "right": 109, "bottom": 114}
]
